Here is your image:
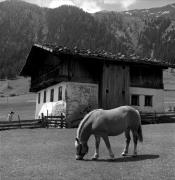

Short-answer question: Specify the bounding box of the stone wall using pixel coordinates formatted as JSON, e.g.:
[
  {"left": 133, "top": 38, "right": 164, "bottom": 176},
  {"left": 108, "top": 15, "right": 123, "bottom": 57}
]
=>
[{"left": 66, "top": 82, "right": 98, "bottom": 127}]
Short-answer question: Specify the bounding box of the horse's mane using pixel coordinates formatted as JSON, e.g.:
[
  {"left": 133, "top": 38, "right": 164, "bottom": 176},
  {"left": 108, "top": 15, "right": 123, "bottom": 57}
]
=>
[{"left": 77, "top": 109, "right": 101, "bottom": 139}]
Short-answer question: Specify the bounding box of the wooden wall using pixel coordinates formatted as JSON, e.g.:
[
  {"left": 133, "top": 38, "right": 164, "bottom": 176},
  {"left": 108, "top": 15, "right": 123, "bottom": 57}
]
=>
[
  {"left": 100, "top": 63, "right": 130, "bottom": 109},
  {"left": 68, "top": 57, "right": 101, "bottom": 83},
  {"left": 130, "top": 65, "right": 163, "bottom": 89},
  {"left": 30, "top": 53, "right": 102, "bottom": 92}
]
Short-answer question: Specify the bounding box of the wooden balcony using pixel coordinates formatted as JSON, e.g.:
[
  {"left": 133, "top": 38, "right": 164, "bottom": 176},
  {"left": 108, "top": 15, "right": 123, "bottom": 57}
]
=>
[
  {"left": 30, "top": 70, "right": 68, "bottom": 92},
  {"left": 130, "top": 81, "right": 164, "bottom": 89}
]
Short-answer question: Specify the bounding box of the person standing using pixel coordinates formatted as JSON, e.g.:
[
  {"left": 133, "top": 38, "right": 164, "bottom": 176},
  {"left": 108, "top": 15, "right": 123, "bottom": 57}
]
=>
[{"left": 7, "top": 111, "right": 15, "bottom": 121}]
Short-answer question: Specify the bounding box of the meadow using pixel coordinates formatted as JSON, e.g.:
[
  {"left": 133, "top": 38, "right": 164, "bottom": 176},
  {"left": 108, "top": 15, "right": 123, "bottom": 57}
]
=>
[
  {"left": 0, "top": 78, "right": 36, "bottom": 121},
  {"left": 0, "top": 123, "right": 175, "bottom": 180},
  {"left": 0, "top": 93, "right": 35, "bottom": 121}
]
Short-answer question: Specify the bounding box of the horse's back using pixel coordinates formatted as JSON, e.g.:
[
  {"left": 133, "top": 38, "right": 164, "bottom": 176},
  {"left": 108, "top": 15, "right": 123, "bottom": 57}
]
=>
[
  {"left": 104, "top": 106, "right": 140, "bottom": 121},
  {"left": 91, "top": 106, "right": 141, "bottom": 136}
]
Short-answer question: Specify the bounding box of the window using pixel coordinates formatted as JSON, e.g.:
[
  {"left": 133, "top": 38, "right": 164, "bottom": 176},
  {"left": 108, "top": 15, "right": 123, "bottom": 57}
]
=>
[
  {"left": 38, "top": 93, "right": 40, "bottom": 104},
  {"left": 43, "top": 91, "right": 47, "bottom": 103},
  {"left": 131, "top": 95, "right": 139, "bottom": 106},
  {"left": 145, "top": 95, "right": 152, "bottom": 107},
  {"left": 50, "top": 89, "right": 54, "bottom": 102},
  {"left": 58, "top": 86, "right": 62, "bottom": 100}
]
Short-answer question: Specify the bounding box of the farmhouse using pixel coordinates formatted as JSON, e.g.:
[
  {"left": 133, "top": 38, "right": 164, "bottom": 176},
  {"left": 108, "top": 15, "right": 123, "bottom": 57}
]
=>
[{"left": 20, "top": 44, "right": 174, "bottom": 127}]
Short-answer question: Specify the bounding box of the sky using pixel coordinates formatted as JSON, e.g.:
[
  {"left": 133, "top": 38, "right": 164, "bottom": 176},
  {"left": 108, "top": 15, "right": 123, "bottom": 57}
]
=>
[{"left": 1, "top": 0, "right": 175, "bottom": 13}]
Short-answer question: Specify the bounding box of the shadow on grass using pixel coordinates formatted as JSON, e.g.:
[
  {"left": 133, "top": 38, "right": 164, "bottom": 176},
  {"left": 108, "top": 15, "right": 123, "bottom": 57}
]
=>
[{"left": 84, "top": 154, "right": 159, "bottom": 162}]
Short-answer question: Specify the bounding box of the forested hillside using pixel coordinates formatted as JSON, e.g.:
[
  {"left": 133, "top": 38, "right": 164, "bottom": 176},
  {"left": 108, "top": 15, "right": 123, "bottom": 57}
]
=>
[
  {"left": 0, "top": 0, "right": 175, "bottom": 78},
  {"left": 95, "top": 3, "right": 175, "bottom": 62}
]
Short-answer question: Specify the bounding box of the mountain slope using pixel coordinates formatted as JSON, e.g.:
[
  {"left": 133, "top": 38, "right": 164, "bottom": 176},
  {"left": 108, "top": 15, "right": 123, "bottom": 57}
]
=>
[
  {"left": 0, "top": 1, "right": 125, "bottom": 78},
  {"left": 0, "top": 0, "right": 46, "bottom": 78},
  {"left": 45, "top": 6, "right": 126, "bottom": 52},
  {"left": 0, "top": 1, "right": 175, "bottom": 78},
  {"left": 94, "top": 3, "right": 175, "bottom": 62}
]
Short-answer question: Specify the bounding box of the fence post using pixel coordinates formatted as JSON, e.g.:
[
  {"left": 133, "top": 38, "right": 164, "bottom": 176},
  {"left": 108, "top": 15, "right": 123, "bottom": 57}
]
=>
[
  {"left": 18, "top": 115, "right": 21, "bottom": 128},
  {"left": 61, "top": 113, "right": 63, "bottom": 128},
  {"left": 154, "top": 112, "right": 157, "bottom": 124},
  {"left": 41, "top": 113, "right": 46, "bottom": 128},
  {"left": 47, "top": 111, "right": 49, "bottom": 128},
  {"left": 41, "top": 113, "right": 43, "bottom": 127}
]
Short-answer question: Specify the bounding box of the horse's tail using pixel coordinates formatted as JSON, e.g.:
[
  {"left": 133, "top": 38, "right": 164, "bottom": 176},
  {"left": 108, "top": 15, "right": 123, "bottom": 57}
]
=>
[
  {"left": 136, "top": 110, "right": 143, "bottom": 142},
  {"left": 138, "top": 124, "right": 143, "bottom": 142}
]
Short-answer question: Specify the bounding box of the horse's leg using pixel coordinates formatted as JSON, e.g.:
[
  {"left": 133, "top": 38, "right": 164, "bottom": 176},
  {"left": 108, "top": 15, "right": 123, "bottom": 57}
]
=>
[
  {"left": 102, "top": 135, "right": 115, "bottom": 159},
  {"left": 122, "top": 129, "right": 131, "bottom": 156},
  {"left": 132, "top": 130, "right": 138, "bottom": 157},
  {"left": 92, "top": 135, "right": 101, "bottom": 160}
]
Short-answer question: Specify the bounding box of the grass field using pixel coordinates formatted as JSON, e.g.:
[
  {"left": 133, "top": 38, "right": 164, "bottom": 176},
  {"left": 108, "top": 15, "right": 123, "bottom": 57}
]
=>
[
  {"left": 0, "top": 124, "right": 175, "bottom": 180},
  {"left": 0, "top": 78, "right": 36, "bottom": 121},
  {"left": 0, "top": 93, "right": 35, "bottom": 121}
]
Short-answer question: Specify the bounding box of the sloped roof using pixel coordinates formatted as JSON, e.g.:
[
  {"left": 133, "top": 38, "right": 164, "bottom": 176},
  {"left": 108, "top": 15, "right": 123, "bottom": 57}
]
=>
[{"left": 20, "top": 43, "right": 175, "bottom": 76}]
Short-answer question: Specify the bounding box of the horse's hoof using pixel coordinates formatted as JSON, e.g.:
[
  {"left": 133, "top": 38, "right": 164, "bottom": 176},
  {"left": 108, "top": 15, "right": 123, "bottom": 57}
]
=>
[
  {"left": 121, "top": 152, "right": 128, "bottom": 156},
  {"left": 92, "top": 154, "right": 99, "bottom": 160},
  {"left": 121, "top": 151, "right": 128, "bottom": 156},
  {"left": 132, "top": 153, "right": 137, "bottom": 157},
  {"left": 92, "top": 157, "right": 98, "bottom": 160},
  {"left": 92, "top": 156, "right": 99, "bottom": 160},
  {"left": 109, "top": 157, "right": 115, "bottom": 161},
  {"left": 110, "top": 154, "right": 115, "bottom": 159}
]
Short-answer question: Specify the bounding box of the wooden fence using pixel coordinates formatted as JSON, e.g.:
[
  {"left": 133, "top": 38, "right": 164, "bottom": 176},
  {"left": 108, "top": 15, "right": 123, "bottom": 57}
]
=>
[
  {"left": 0, "top": 119, "right": 42, "bottom": 131},
  {"left": 0, "top": 112, "right": 174, "bottom": 131},
  {"left": 42, "top": 114, "right": 67, "bottom": 128},
  {"left": 0, "top": 114, "right": 67, "bottom": 131},
  {"left": 140, "top": 112, "right": 175, "bottom": 124}
]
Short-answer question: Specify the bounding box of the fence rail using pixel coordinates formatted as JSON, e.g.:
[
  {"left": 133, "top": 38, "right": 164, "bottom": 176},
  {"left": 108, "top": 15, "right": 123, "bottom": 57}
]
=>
[
  {"left": 0, "top": 112, "right": 174, "bottom": 131},
  {"left": 0, "top": 114, "right": 67, "bottom": 131},
  {"left": 140, "top": 112, "right": 175, "bottom": 124},
  {"left": 0, "top": 119, "right": 42, "bottom": 131}
]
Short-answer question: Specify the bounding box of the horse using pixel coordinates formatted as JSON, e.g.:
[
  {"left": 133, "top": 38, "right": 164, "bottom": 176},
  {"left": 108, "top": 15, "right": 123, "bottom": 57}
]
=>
[{"left": 75, "top": 106, "right": 143, "bottom": 160}]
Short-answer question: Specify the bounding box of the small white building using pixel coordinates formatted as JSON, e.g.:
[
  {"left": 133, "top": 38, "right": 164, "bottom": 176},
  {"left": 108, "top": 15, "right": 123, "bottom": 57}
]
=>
[{"left": 36, "top": 82, "right": 98, "bottom": 127}]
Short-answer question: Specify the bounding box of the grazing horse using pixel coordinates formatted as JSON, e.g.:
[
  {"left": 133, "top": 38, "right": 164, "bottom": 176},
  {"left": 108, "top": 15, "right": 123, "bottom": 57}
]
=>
[{"left": 75, "top": 106, "right": 143, "bottom": 160}]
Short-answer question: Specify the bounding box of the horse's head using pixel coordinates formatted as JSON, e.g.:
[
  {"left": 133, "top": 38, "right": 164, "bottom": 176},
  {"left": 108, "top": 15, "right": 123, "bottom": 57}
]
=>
[{"left": 75, "top": 137, "right": 89, "bottom": 160}]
